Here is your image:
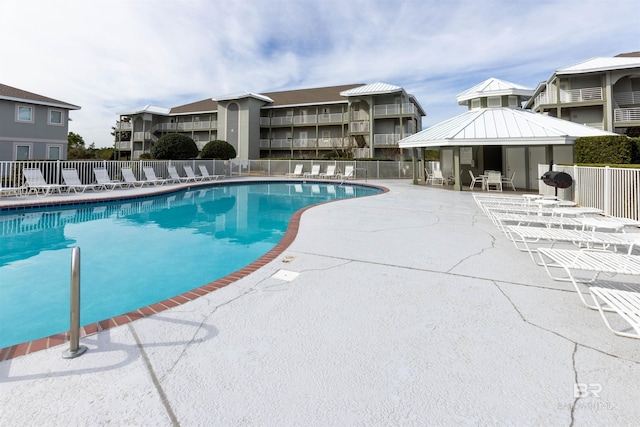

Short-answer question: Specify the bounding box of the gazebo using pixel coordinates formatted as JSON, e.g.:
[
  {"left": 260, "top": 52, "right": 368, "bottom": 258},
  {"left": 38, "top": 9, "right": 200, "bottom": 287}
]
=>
[{"left": 399, "top": 78, "right": 616, "bottom": 191}]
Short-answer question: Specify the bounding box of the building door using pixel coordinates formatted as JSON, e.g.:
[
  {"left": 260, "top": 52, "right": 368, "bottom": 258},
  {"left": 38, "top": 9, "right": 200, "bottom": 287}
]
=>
[
  {"left": 505, "top": 147, "right": 526, "bottom": 190},
  {"left": 528, "top": 146, "right": 547, "bottom": 190}
]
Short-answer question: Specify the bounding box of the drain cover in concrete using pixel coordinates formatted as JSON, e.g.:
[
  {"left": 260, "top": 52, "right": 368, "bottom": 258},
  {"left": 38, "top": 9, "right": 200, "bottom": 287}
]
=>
[{"left": 272, "top": 270, "right": 299, "bottom": 281}]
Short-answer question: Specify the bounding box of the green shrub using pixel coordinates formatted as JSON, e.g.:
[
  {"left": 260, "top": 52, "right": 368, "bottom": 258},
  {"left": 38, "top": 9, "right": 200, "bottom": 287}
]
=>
[
  {"left": 200, "top": 140, "right": 236, "bottom": 160},
  {"left": 575, "top": 135, "right": 634, "bottom": 164},
  {"left": 151, "top": 133, "right": 199, "bottom": 159}
]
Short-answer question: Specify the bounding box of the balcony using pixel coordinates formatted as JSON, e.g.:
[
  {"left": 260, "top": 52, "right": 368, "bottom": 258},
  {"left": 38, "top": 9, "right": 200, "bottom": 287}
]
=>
[
  {"left": 153, "top": 121, "right": 216, "bottom": 132},
  {"left": 317, "top": 113, "right": 346, "bottom": 123},
  {"left": 133, "top": 131, "right": 151, "bottom": 141},
  {"left": 115, "top": 141, "right": 131, "bottom": 150},
  {"left": 532, "top": 86, "right": 603, "bottom": 109},
  {"left": 317, "top": 138, "right": 347, "bottom": 148},
  {"left": 615, "top": 107, "right": 640, "bottom": 122},
  {"left": 270, "top": 116, "right": 293, "bottom": 126},
  {"left": 374, "top": 103, "right": 418, "bottom": 116},
  {"left": 560, "top": 87, "right": 603, "bottom": 103},
  {"left": 350, "top": 122, "right": 369, "bottom": 133},
  {"left": 373, "top": 134, "right": 401, "bottom": 146},
  {"left": 613, "top": 90, "right": 640, "bottom": 106},
  {"left": 115, "top": 122, "right": 132, "bottom": 130},
  {"left": 292, "top": 139, "right": 317, "bottom": 148},
  {"left": 293, "top": 115, "right": 317, "bottom": 125},
  {"left": 260, "top": 117, "right": 270, "bottom": 126}
]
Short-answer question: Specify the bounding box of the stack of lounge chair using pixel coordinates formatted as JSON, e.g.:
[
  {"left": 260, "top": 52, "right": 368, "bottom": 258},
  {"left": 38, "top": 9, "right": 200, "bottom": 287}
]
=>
[{"left": 474, "top": 193, "right": 640, "bottom": 339}]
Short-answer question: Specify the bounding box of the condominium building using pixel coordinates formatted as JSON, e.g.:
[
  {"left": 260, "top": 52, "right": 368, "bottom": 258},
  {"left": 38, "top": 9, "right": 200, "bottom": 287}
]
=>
[
  {"left": 526, "top": 52, "right": 640, "bottom": 137},
  {"left": 114, "top": 82, "right": 425, "bottom": 160},
  {"left": 0, "top": 83, "right": 80, "bottom": 161}
]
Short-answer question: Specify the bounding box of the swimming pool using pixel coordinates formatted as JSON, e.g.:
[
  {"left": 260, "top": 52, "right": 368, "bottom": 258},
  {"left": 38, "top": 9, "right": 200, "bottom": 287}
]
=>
[{"left": 0, "top": 182, "right": 381, "bottom": 349}]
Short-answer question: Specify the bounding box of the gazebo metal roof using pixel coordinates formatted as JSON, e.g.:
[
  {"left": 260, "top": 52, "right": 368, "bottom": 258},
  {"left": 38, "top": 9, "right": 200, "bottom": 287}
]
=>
[{"left": 398, "top": 107, "right": 616, "bottom": 148}]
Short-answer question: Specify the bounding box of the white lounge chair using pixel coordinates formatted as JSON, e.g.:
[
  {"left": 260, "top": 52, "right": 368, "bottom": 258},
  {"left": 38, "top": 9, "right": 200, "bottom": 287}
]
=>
[
  {"left": 121, "top": 168, "right": 148, "bottom": 187},
  {"left": 23, "top": 168, "right": 64, "bottom": 196},
  {"left": 167, "top": 166, "right": 193, "bottom": 183},
  {"left": 62, "top": 168, "right": 102, "bottom": 193},
  {"left": 285, "top": 164, "right": 304, "bottom": 178},
  {"left": 537, "top": 248, "right": 640, "bottom": 309},
  {"left": 183, "top": 165, "right": 204, "bottom": 182},
  {"left": 589, "top": 287, "right": 640, "bottom": 339},
  {"left": 0, "top": 182, "right": 25, "bottom": 197},
  {"left": 303, "top": 164, "right": 321, "bottom": 179},
  {"left": 143, "top": 167, "right": 171, "bottom": 186},
  {"left": 504, "top": 225, "right": 635, "bottom": 264},
  {"left": 93, "top": 168, "right": 125, "bottom": 190},
  {"left": 198, "top": 165, "right": 224, "bottom": 181},
  {"left": 320, "top": 165, "right": 337, "bottom": 179},
  {"left": 431, "top": 169, "right": 445, "bottom": 185},
  {"left": 338, "top": 165, "right": 355, "bottom": 182}
]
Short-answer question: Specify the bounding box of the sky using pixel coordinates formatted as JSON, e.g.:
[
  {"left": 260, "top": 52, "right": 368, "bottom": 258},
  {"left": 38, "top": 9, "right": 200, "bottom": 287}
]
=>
[{"left": 1, "top": 0, "right": 639, "bottom": 148}]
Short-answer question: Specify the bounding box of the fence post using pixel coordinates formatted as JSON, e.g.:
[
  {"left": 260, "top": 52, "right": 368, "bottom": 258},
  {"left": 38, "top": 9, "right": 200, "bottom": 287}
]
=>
[
  {"left": 62, "top": 247, "right": 87, "bottom": 359},
  {"left": 604, "top": 166, "right": 611, "bottom": 216}
]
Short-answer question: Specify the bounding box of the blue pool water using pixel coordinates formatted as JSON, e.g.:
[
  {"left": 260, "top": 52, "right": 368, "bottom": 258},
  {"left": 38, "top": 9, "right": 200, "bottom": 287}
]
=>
[{"left": 0, "top": 182, "right": 380, "bottom": 348}]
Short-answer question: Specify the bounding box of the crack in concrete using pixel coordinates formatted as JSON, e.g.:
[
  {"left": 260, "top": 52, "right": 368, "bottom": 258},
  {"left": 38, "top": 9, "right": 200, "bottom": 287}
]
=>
[
  {"left": 491, "top": 281, "right": 640, "bottom": 363},
  {"left": 570, "top": 343, "right": 579, "bottom": 427},
  {"left": 129, "top": 324, "right": 179, "bottom": 427}
]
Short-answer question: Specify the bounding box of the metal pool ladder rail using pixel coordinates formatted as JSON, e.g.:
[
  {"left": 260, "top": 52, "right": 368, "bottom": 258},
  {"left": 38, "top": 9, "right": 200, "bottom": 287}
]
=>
[{"left": 62, "top": 247, "right": 87, "bottom": 359}]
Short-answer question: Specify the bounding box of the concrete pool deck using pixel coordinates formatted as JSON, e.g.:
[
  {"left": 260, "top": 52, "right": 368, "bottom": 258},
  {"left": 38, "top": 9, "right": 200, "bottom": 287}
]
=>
[{"left": 1, "top": 179, "right": 639, "bottom": 425}]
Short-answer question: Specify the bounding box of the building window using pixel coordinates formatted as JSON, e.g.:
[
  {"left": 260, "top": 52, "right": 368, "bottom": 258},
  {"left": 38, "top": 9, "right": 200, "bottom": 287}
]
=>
[
  {"left": 48, "top": 145, "right": 61, "bottom": 159},
  {"left": 487, "top": 96, "right": 501, "bottom": 108},
  {"left": 49, "top": 109, "right": 63, "bottom": 125},
  {"left": 16, "top": 145, "right": 31, "bottom": 160},
  {"left": 508, "top": 96, "right": 519, "bottom": 108},
  {"left": 471, "top": 99, "right": 481, "bottom": 110},
  {"left": 16, "top": 105, "right": 34, "bottom": 123}
]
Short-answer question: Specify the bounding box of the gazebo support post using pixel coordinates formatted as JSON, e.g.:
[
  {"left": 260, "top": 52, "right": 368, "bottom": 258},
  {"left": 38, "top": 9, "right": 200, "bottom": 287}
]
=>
[
  {"left": 411, "top": 148, "right": 418, "bottom": 184},
  {"left": 453, "top": 146, "right": 462, "bottom": 191}
]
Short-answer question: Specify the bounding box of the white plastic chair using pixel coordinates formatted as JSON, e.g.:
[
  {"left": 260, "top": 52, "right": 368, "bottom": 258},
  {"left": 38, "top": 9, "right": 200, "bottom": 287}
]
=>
[
  {"left": 502, "top": 172, "right": 516, "bottom": 191},
  {"left": 431, "top": 169, "right": 445, "bottom": 185},
  {"left": 485, "top": 171, "right": 502, "bottom": 192},
  {"left": 468, "top": 170, "right": 481, "bottom": 190}
]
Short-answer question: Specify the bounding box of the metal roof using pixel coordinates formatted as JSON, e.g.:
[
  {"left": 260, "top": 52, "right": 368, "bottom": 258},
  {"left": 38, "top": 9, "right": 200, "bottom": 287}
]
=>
[
  {"left": 213, "top": 91, "right": 274, "bottom": 103},
  {"left": 120, "top": 104, "right": 171, "bottom": 115},
  {"left": 456, "top": 78, "right": 534, "bottom": 103},
  {"left": 398, "top": 107, "right": 616, "bottom": 148},
  {"left": 339, "top": 82, "right": 402, "bottom": 96},
  {"left": 556, "top": 57, "right": 640, "bottom": 75}
]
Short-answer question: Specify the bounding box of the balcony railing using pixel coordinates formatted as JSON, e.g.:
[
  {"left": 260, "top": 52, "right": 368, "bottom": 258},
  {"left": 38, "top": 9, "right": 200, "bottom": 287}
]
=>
[
  {"left": 533, "top": 86, "right": 604, "bottom": 108},
  {"left": 373, "top": 134, "right": 401, "bottom": 145},
  {"left": 317, "top": 113, "right": 345, "bottom": 123},
  {"left": 613, "top": 90, "right": 640, "bottom": 106},
  {"left": 133, "top": 131, "right": 151, "bottom": 141},
  {"left": 259, "top": 137, "right": 349, "bottom": 149},
  {"left": 153, "top": 121, "right": 216, "bottom": 132},
  {"left": 350, "top": 122, "right": 369, "bottom": 133},
  {"left": 115, "top": 122, "right": 132, "bottom": 130},
  {"left": 260, "top": 117, "right": 270, "bottom": 126},
  {"left": 373, "top": 103, "right": 418, "bottom": 116},
  {"left": 115, "top": 141, "right": 131, "bottom": 150},
  {"left": 614, "top": 107, "right": 640, "bottom": 122},
  {"left": 293, "top": 115, "right": 317, "bottom": 125},
  {"left": 559, "top": 87, "right": 603, "bottom": 103},
  {"left": 270, "top": 116, "right": 293, "bottom": 126}
]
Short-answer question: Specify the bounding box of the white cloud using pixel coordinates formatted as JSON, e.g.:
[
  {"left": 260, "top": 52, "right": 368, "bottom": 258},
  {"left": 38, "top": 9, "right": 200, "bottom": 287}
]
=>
[{"left": 1, "top": 0, "right": 638, "bottom": 147}]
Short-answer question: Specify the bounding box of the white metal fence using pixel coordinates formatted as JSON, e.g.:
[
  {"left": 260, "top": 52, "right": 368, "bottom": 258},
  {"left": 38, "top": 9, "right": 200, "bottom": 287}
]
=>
[
  {"left": 538, "top": 164, "right": 640, "bottom": 220},
  {"left": 0, "top": 159, "right": 415, "bottom": 189}
]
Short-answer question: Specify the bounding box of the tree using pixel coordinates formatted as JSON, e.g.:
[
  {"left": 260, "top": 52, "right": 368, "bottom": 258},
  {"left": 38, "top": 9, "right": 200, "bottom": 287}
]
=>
[
  {"left": 67, "top": 132, "right": 96, "bottom": 159},
  {"left": 200, "top": 140, "right": 237, "bottom": 160},
  {"left": 151, "top": 133, "right": 199, "bottom": 159}
]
